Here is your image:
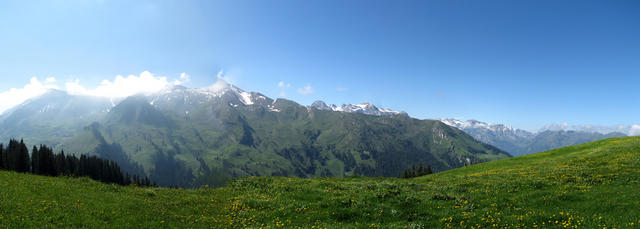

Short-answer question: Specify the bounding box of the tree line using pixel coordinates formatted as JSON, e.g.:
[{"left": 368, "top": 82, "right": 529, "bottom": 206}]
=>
[
  {"left": 402, "top": 163, "right": 432, "bottom": 178},
  {"left": 0, "top": 139, "right": 153, "bottom": 186}
]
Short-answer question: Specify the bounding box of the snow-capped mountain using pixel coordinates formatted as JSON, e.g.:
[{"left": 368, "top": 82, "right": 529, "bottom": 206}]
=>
[
  {"left": 440, "top": 119, "right": 534, "bottom": 139},
  {"left": 56, "top": 83, "right": 508, "bottom": 186},
  {"left": 440, "top": 118, "right": 626, "bottom": 156},
  {"left": 148, "top": 83, "right": 408, "bottom": 117},
  {"left": 536, "top": 123, "right": 639, "bottom": 136},
  {"left": 146, "top": 81, "right": 284, "bottom": 115},
  {"left": 310, "top": 100, "right": 408, "bottom": 117}
]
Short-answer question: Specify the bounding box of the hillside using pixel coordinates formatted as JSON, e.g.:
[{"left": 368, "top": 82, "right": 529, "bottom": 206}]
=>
[
  {"left": 0, "top": 86, "right": 509, "bottom": 187},
  {"left": 2, "top": 136, "right": 639, "bottom": 228},
  {"left": 57, "top": 85, "right": 508, "bottom": 187}
]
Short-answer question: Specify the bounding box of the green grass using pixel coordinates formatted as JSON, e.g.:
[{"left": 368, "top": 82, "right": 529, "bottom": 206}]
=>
[{"left": 2, "top": 136, "right": 640, "bottom": 228}]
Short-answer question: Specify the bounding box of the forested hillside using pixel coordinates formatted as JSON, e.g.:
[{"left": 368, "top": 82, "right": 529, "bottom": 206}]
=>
[{"left": 0, "top": 139, "right": 152, "bottom": 186}]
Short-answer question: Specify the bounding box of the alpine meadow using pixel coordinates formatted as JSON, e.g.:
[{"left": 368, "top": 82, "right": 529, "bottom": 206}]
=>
[{"left": 1, "top": 1, "right": 639, "bottom": 228}]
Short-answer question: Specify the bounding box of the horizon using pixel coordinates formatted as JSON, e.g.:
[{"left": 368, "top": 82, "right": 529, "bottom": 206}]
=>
[
  {"left": 1, "top": 0, "right": 639, "bottom": 132},
  {"left": 1, "top": 74, "right": 638, "bottom": 135}
]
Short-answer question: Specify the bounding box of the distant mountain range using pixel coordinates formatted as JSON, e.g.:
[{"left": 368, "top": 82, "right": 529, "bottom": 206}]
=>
[
  {"left": 0, "top": 82, "right": 508, "bottom": 187},
  {"left": 310, "top": 100, "right": 408, "bottom": 117},
  {"left": 440, "top": 119, "right": 627, "bottom": 156}
]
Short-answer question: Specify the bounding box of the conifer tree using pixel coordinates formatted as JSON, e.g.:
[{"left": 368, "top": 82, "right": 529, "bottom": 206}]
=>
[
  {"left": 5, "top": 140, "right": 16, "bottom": 171},
  {"left": 425, "top": 165, "right": 432, "bottom": 175},
  {"left": 17, "top": 139, "right": 30, "bottom": 173},
  {"left": 55, "top": 150, "right": 67, "bottom": 175},
  {"left": 0, "top": 143, "right": 4, "bottom": 170},
  {"left": 31, "top": 145, "right": 39, "bottom": 174}
]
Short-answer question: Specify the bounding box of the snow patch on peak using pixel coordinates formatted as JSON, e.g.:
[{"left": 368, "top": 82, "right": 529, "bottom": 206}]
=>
[
  {"left": 310, "top": 100, "right": 407, "bottom": 117},
  {"left": 238, "top": 91, "right": 254, "bottom": 105},
  {"left": 440, "top": 118, "right": 465, "bottom": 127},
  {"left": 441, "top": 118, "right": 515, "bottom": 132}
]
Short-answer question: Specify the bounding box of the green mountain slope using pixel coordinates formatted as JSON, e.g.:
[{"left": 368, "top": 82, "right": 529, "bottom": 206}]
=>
[
  {"left": 2, "top": 136, "right": 638, "bottom": 228},
  {"left": 62, "top": 93, "right": 508, "bottom": 187}
]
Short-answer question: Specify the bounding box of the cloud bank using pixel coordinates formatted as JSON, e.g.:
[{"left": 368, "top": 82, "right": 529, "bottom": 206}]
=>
[
  {"left": 66, "top": 71, "right": 181, "bottom": 98},
  {"left": 539, "top": 122, "right": 640, "bottom": 136},
  {"left": 0, "top": 71, "right": 186, "bottom": 115},
  {"left": 630, "top": 125, "right": 640, "bottom": 136},
  {"left": 0, "top": 77, "right": 59, "bottom": 114}
]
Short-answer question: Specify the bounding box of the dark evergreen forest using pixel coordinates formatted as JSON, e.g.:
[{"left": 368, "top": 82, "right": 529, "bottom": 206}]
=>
[{"left": 0, "top": 139, "right": 152, "bottom": 186}]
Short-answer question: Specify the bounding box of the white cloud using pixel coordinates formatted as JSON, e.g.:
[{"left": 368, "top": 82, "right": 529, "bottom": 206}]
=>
[
  {"left": 539, "top": 122, "right": 569, "bottom": 132},
  {"left": 0, "top": 77, "right": 59, "bottom": 114},
  {"left": 65, "top": 71, "right": 180, "bottom": 98},
  {"left": 277, "top": 81, "right": 291, "bottom": 98},
  {"left": 207, "top": 70, "right": 231, "bottom": 92},
  {"left": 630, "top": 125, "right": 640, "bottom": 136},
  {"left": 0, "top": 71, "right": 205, "bottom": 114},
  {"left": 278, "top": 81, "right": 291, "bottom": 88},
  {"left": 336, "top": 87, "right": 348, "bottom": 92},
  {"left": 297, "top": 85, "right": 315, "bottom": 96},
  {"left": 174, "top": 72, "right": 191, "bottom": 85}
]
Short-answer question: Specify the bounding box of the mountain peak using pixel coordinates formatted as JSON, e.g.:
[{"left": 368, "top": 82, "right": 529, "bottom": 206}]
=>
[
  {"left": 310, "top": 100, "right": 331, "bottom": 110},
  {"left": 310, "top": 101, "right": 407, "bottom": 117}
]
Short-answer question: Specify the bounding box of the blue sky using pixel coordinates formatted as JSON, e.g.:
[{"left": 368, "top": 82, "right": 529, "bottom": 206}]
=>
[{"left": 0, "top": 0, "right": 639, "bottom": 131}]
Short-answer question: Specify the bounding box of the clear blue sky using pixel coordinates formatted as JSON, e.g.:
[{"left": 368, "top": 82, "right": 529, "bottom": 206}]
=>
[{"left": 0, "top": 0, "right": 639, "bottom": 130}]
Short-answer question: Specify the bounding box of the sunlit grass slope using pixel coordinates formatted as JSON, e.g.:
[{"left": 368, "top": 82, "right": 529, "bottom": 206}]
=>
[{"left": 1, "top": 136, "right": 639, "bottom": 228}]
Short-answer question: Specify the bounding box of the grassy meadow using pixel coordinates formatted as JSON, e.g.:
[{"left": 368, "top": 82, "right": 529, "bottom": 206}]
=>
[{"left": 1, "top": 136, "right": 640, "bottom": 228}]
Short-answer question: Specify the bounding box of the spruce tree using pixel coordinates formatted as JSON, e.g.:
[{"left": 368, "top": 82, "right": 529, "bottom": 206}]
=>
[
  {"left": 31, "top": 145, "right": 39, "bottom": 174},
  {"left": 56, "top": 150, "right": 67, "bottom": 175},
  {"left": 17, "top": 139, "right": 30, "bottom": 173},
  {"left": 0, "top": 143, "right": 4, "bottom": 170},
  {"left": 410, "top": 165, "right": 416, "bottom": 178},
  {"left": 6, "top": 140, "right": 17, "bottom": 171}
]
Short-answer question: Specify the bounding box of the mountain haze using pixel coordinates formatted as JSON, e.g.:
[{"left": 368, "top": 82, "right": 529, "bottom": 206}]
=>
[
  {"left": 0, "top": 90, "right": 115, "bottom": 147},
  {"left": 441, "top": 118, "right": 627, "bottom": 156}
]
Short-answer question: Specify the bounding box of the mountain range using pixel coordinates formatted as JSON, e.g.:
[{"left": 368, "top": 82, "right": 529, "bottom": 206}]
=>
[
  {"left": 0, "top": 82, "right": 508, "bottom": 187},
  {"left": 310, "top": 100, "right": 408, "bottom": 116},
  {"left": 440, "top": 118, "right": 626, "bottom": 156}
]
